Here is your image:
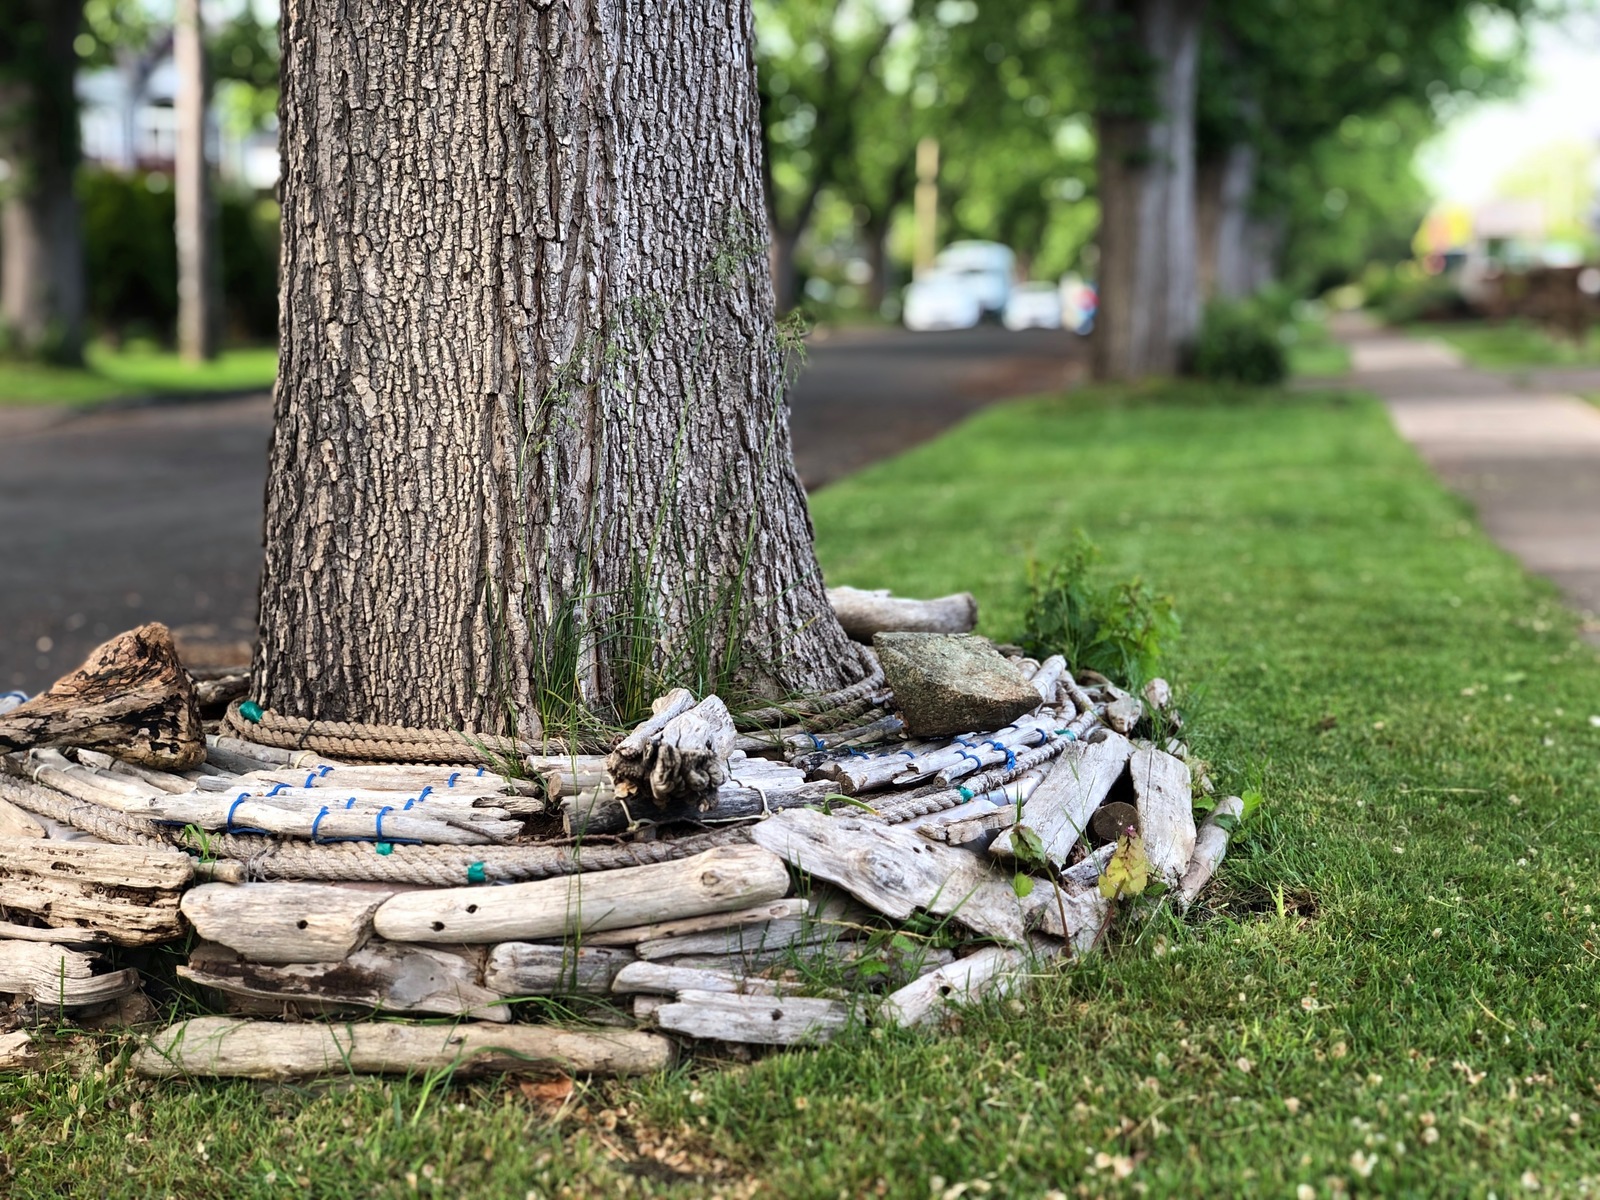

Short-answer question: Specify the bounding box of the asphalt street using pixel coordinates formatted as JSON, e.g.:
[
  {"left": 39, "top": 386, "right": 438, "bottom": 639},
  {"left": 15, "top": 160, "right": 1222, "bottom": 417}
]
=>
[{"left": 0, "top": 325, "right": 1082, "bottom": 691}]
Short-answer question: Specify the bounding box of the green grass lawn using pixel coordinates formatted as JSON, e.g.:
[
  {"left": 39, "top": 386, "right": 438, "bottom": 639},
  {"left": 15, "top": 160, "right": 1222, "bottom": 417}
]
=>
[
  {"left": 1413, "top": 318, "right": 1600, "bottom": 371},
  {"left": 0, "top": 343, "right": 277, "bottom": 406},
  {"left": 1287, "top": 316, "right": 1352, "bottom": 378},
  {"left": 6, "top": 381, "right": 1600, "bottom": 1197}
]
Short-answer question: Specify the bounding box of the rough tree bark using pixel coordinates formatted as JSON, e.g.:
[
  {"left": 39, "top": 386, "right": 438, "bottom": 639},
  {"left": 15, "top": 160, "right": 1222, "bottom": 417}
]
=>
[
  {"left": 0, "top": 0, "right": 86, "bottom": 363},
  {"left": 174, "top": 0, "right": 221, "bottom": 361},
  {"left": 1090, "top": 0, "right": 1205, "bottom": 380},
  {"left": 255, "top": 2, "right": 865, "bottom": 736}
]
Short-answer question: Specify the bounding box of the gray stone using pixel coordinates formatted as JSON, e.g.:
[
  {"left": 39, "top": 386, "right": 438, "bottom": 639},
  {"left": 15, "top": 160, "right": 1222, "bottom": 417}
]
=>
[{"left": 873, "top": 633, "right": 1043, "bottom": 737}]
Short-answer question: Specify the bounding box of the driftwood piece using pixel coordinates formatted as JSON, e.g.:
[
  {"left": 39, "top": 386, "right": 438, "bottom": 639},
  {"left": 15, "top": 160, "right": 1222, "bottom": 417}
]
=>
[
  {"left": 635, "top": 917, "right": 833, "bottom": 962},
  {"left": 989, "top": 733, "right": 1134, "bottom": 868},
  {"left": 373, "top": 845, "right": 791, "bottom": 943},
  {"left": 881, "top": 946, "right": 1027, "bottom": 1026},
  {"left": 580, "top": 898, "right": 808, "bottom": 947},
  {"left": 655, "top": 989, "right": 852, "bottom": 1046},
  {"left": 1089, "top": 800, "right": 1140, "bottom": 846},
  {"left": 561, "top": 779, "right": 837, "bottom": 836},
  {"left": 0, "top": 920, "right": 108, "bottom": 946},
  {"left": 483, "top": 943, "right": 634, "bottom": 996},
  {"left": 0, "top": 1029, "right": 35, "bottom": 1070},
  {"left": 180, "top": 940, "right": 507, "bottom": 1022},
  {"left": 0, "top": 939, "right": 139, "bottom": 1006},
  {"left": 0, "top": 625, "right": 203, "bottom": 768},
  {"left": 1128, "top": 747, "right": 1195, "bottom": 887},
  {"left": 133, "top": 1016, "right": 674, "bottom": 1080},
  {"left": 0, "top": 796, "right": 46, "bottom": 839},
  {"left": 1103, "top": 694, "right": 1144, "bottom": 735},
  {"left": 826, "top": 587, "right": 978, "bottom": 642},
  {"left": 609, "top": 694, "right": 737, "bottom": 812},
  {"left": 1177, "top": 795, "right": 1244, "bottom": 910},
  {"left": 610, "top": 961, "right": 782, "bottom": 996},
  {"left": 0, "top": 838, "right": 193, "bottom": 945},
  {"left": 1030, "top": 882, "right": 1111, "bottom": 953},
  {"left": 180, "top": 883, "right": 392, "bottom": 963},
  {"left": 750, "top": 809, "right": 1028, "bottom": 942}
]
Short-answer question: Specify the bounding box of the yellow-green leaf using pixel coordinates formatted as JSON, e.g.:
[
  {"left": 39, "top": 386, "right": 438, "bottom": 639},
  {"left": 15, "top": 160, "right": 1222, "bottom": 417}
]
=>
[{"left": 1098, "top": 833, "right": 1150, "bottom": 900}]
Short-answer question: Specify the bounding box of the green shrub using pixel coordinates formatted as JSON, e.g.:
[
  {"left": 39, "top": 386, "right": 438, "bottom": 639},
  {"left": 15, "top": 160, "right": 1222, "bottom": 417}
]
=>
[
  {"left": 1189, "top": 299, "right": 1288, "bottom": 385},
  {"left": 1019, "top": 534, "right": 1179, "bottom": 688},
  {"left": 79, "top": 168, "right": 278, "bottom": 343}
]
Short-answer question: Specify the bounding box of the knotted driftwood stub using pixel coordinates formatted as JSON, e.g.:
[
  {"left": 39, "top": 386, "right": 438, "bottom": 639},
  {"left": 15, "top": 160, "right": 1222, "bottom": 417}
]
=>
[{"left": 0, "top": 624, "right": 203, "bottom": 768}]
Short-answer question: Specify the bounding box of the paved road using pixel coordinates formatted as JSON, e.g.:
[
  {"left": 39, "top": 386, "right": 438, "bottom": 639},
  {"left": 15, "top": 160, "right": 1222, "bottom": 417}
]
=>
[
  {"left": 0, "top": 326, "right": 1082, "bottom": 691},
  {"left": 1335, "top": 313, "right": 1600, "bottom": 640}
]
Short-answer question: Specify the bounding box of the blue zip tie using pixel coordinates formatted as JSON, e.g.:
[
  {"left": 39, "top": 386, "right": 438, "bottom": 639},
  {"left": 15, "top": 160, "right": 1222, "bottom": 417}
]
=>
[
  {"left": 417, "top": 786, "right": 432, "bottom": 802},
  {"left": 476, "top": 766, "right": 486, "bottom": 777},
  {"left": 266, "top": 782, "right": 289, "bottom": 796},
  {"left": 958, "top": 750, "right": 982, "bottom": 767},
  {"left": 447, "top": 772, "right": 461, "bottom": 788},
  {"left": 345, "top": 796, "right": 357, "bottom": 809},
  {"left": 900, "top": 750, "right": 916, "bottom": 758},
  {"left": 846, "top": 747, "right": 869, "bottom": 758},
  {"left": 311, "top": 805, "right": 330, "bottom": 842},
  {"left": 375, "top": 805, "right": 393, "bottom": 841},
  {"left": 225, "top": 794, "right": 270, "bottom": 836},
  {"left": 318, "top": 764, "right": 333, "bottom": 777},
  {"left": 954, "top": 737, "right": 976, "bottom": 748},
  {"left": 1033, "top": 730, "right": 1050, "bottom": 746},
  {"left": 1004, "top": 749, "right": 1016, "bottom": 770},
  {"left": 809, "top": 734, "right": 825, "bottom": 750},
  {"left": 303, "top": 772, "right": 317, "bottom": 788},
  {"left": 403, "top": 797, "right": 415, "bottom": 810}
]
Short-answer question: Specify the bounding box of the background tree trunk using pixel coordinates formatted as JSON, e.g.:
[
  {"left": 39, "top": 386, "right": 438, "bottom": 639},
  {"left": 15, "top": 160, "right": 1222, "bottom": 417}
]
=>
[
  {"left": 1197, "top": 140, "right": 1256, "bottom": 301},
  {"left": 255, "top": 1, "right": 864, "bottom": 737},
  {"left": 174, "top": 0, "right": 221, "bottom": 362},
  {"left": 1090, "top": 0, "right": 1204, "bottom": 380},
  {"left": 0, "top": 0, "right": 85, "bottom": 364}
]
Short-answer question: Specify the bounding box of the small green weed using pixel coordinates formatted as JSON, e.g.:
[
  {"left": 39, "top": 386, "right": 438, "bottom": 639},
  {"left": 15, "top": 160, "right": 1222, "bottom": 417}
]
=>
[{"left": 1019, "top": 532, "right": 1178, "bottom": 688}]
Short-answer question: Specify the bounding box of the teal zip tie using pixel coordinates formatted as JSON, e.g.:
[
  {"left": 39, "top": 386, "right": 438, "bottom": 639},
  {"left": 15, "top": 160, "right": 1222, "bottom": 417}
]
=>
[
  {"left": 466, "top": 861, "right": 487, "bottom": 884},
  {"left": 375, "top": 842, "right": 394, "bottom": 855},
  {"left": 239, "top": 700, "right": 264, "bottom": 723}
]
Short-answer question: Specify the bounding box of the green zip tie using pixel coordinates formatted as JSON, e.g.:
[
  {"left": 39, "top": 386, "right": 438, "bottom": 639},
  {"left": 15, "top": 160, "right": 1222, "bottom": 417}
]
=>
[
  {"left": 375, "top": 842, "right": 393, "bottom": 856},
  {"left": 239, "top": 700, "right": 264, "bottom": 723},
  {"left": 466, "top": 861, "right": 487, "bottom": 884},
  {"left": 959, "top": 787, "right": 973, "bottom": 802}
]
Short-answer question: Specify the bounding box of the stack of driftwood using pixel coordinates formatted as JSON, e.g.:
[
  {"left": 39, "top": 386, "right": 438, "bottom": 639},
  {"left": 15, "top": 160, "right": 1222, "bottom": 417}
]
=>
[{"left": 0, "top": 595, "right": 1244, "bottom": 1082}]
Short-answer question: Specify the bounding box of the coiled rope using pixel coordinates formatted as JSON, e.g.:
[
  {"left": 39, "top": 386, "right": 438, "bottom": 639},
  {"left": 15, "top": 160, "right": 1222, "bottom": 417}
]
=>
[{"left": 0, "top": 771, "right": 753, "bottom": 885}]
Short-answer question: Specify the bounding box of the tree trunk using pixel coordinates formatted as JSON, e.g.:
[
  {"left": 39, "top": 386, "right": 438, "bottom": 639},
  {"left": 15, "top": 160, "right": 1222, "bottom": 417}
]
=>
[
  {"left": 1197, "top": 141, "right": 1256, "bottom": 301},
  {"left": 174, "top": 0, "right": 221, "bottom": 361},
  {"left": 1090, "top": 0, "right": 1204, "bottom": 380},
  {"left": 255, "top": 1, "right": 864, "bottom": 738},
  {"left": 770, "top": 226, "right": 802, "bottom": 313},
  {"left": 0, "top": 1, "right": 85, "bottom": 364},
  {"left": 864, "top": 217, "right": 891, "bottom": 313}
]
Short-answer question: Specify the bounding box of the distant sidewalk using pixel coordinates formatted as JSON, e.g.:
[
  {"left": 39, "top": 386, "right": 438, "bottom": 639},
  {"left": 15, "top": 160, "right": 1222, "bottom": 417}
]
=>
[{"left": 1332, "top": 312, "right": 1600, "bottom": 637}]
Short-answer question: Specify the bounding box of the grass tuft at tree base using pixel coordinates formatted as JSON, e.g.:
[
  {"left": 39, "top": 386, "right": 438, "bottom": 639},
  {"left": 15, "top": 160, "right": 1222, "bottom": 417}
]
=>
[{"left": 4, "top": 379, "right": 1600, "bottom": 1198}]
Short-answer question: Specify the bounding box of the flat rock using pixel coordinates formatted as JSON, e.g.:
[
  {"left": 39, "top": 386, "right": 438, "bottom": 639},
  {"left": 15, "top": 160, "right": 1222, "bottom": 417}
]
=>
[{"left": 874, "top": 633, "right": 1041, "bottom": 736}]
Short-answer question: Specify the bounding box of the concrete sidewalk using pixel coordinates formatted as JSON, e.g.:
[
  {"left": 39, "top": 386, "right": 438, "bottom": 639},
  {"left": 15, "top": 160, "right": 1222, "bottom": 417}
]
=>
[{"left": 1334, "top": 313, "right": 1600, "bottom": 637}]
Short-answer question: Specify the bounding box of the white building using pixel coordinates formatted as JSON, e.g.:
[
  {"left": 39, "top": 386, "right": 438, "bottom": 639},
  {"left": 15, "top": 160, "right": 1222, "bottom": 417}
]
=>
[{"left": 78, "top": 58, "right": 279, "bottom": 190}]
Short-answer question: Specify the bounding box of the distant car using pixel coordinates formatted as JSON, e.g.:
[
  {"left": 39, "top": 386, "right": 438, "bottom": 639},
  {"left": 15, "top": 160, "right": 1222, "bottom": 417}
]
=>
[
  {"left": 902, "top": 273, "right": 982, "bottom": 332},
  {"left": 934, "top": 241, "right": 1016, "bottom": 316},
  {"left": 1002, "top": 282, "right": 1063, "bottom": 331}
]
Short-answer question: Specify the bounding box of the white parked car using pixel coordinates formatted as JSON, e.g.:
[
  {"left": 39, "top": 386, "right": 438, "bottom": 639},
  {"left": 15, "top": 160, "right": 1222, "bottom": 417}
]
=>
[
  {"left": 934, "top": 241, "right": 1016, "bottom": 316},
  {"left": 902, "top": 272, "right": 982, "bottom": 332},
  {"left": 1002, "top": 282, "right": 1063, "bottom": 331}
]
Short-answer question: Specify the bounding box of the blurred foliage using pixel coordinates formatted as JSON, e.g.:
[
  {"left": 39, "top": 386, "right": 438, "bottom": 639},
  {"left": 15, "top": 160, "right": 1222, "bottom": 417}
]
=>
[
  {"left": 1189, "top": 297, "right": 1289, "bottom": 385},
  {"left": 80, "top": 168, "right": 277, "bottom": 343}
]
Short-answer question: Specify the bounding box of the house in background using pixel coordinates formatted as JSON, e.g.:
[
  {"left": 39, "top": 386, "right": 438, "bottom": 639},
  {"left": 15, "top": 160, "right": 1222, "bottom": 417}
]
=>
[{"left": 77, "top": 56, "right": 279, "bottom": 190}]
